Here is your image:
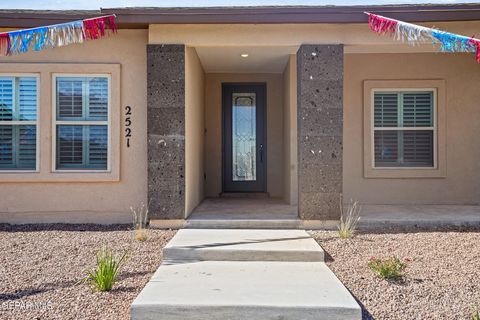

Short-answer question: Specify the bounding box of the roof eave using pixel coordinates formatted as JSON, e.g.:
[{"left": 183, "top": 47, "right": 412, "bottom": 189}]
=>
[{"left": 0, "top": 4, "right": 480, "bottom": 29}]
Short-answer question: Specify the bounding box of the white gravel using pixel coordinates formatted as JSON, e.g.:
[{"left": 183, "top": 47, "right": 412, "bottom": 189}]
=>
[
  {"left": 311, "top": 229, "right": 480, "bottom": 320},
  {"left": 0, "top": 224, "right": 175, "bottom": 320}
]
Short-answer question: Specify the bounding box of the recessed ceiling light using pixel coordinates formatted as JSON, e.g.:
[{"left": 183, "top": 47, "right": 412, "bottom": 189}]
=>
[{"left": 241, "top": 53, "right": 249, "bottom": 58}]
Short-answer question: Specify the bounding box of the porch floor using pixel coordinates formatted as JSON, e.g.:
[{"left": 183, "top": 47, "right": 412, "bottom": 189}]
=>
[
  {"left": 186, "top": 198, "right": 300, "bottom": 229},
  {"left": 185, "top": 200, "right": 480, "bottom": 230}
]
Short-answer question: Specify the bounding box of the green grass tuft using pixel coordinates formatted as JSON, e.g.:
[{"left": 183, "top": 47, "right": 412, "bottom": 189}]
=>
[
  {"left": 83, "top": 246, "right": 128, "bottom": 292},
  {"left": 368, "top": 256, "right": 407, "bottom": 281},
  {"left": 472, "top": 310, "right": 480, "bottom": 320}
]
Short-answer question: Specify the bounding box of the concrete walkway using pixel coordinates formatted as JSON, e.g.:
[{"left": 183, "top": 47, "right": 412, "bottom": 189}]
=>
[{"left": 131, "top": 229, "right": 361, "bottom": 320}]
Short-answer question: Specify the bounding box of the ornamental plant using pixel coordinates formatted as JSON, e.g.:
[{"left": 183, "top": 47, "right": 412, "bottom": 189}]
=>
[
  {"left": 368, "top": 256, "right": 408, "bottom": 281},
  {"left": 83, "top": 246, "right": 128, "bottom": 292},
  {"left": 338, "top": 199, "right": 361, "bottom": 239},
  {"left": 131, "top": 202, "right": 149, "bottom": 242},
  {"left": 472, "top": 309, "right": 480, "bottom": 320}
]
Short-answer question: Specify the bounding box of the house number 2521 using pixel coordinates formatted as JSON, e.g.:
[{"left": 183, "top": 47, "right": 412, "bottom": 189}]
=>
[{"left": 125, "top": 106, "right": 132, "bottom": 148}]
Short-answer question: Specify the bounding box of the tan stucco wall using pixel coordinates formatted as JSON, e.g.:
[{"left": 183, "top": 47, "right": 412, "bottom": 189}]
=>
[
  {"left": 282, "top": 55, "right": 298, "bottom": 205},
  {"left": 148, "top": 22, "right": 480, "bottom": 53},
  {"left": 204, "top": 73, "right": 284, "bottom": 198},
  {"left": 185, "top": 47, "right": 205, "bottom": 216},
  {"left": 1, "top": 24, "right": 480, "bottom": 224},
  {"left": 344, "top": 52, "right": 480, "bottom": 205},
  {"left": 0, "top": 30, "right": 148, "bottom": 223}
]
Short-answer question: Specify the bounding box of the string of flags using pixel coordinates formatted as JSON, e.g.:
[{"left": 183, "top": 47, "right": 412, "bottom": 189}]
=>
[
  {"left": 365, "top": 12, "right": 480, "bottom": 63},
  {"left": 1, "top": 11, "right": 478, "bottom": 62},
  {"left": 0, "top": 15, "right": 117, "bottom": 56}
]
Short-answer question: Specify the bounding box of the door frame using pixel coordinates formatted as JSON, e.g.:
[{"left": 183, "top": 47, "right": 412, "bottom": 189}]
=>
[{"left": 221, "top": 82, "right": 267, "bottom": 193}]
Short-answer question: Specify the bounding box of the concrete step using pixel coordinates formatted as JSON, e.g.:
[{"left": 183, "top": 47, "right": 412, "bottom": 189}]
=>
[
  {"left": 220, "top": 192, "right": 269, "bottom": 198},
  {"left": 185, "top": 218, "right": 302, "bottom": 229},
  {"left": 164, "top": 229, "right": 324, "bottom": 262},
  {"left": 131, "top": 261, "right": 362, "bottom": 320}
]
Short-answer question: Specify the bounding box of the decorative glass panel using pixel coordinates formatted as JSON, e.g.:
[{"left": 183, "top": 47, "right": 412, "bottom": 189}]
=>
[{"left": 232, "top": 93, "right": 256, "bottom": 181}]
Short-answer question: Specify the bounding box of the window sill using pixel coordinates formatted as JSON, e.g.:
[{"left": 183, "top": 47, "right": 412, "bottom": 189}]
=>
[
  {"left": 364, "top": 166, "right": 446, "bottom": 179},
  {"left": 0, "top": 170, "right": 39, "bottom": 173},
  {"left": 53, "top": 170, "right": 110, "bottom": 173},
  {"left": 0, "top": 171, "right": 119, "bottom": 183}
]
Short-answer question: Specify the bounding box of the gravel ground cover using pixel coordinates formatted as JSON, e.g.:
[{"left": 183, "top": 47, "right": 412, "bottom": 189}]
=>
[
  {"left": 312, "top": 229, "right": 480, "bottom": 320},
  {"left": 0, "top": 224, "right": 176, "bottom": 320}
]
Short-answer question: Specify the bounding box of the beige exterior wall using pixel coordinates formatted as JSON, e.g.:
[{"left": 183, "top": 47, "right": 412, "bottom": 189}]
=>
[
  {"left": 149, "top": 21, "right": 480, "bottom": 207},
  {"left": 148, "top": 21, "right": 480, "bottom": 53},
  {"left": 204, "top": 73, "right": 284, "bottom": 198},
  {"left": 282, "top": 55, "right": 298, "bottom": 205},
  {"left": 185, "top": 47, "right": 206, "bottom": 216},
  {"left": 344, "top": 52, "right": 480, "bottom": 205},
  {"left": 1, "top": 23, "right": 480, "bottom": 224},
  {"left": 0, "top": 30, "right": 148, "bottom": 223}
]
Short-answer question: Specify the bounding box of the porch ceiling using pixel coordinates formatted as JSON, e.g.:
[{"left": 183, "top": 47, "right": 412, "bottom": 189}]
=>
[{"left": 194, "top": 46, "right": 298, "bottom": 73}]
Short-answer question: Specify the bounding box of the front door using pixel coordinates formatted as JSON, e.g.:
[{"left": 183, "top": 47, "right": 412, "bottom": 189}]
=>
[{"left": 222, "top": 83, "right": 266, "bottom": 193}]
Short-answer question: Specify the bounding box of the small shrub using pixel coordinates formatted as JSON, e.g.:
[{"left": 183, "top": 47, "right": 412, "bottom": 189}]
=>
[
  {"left": 472, "top": 309, "right": 480, "bottom": 320},
  {"left": 131, "top": 202, "right": 149, "bottom": 242},
  {"left": 83, "top": 246, "right": 128, "bottom": 292},
  {"left": 134, "top": 229, "right": 148, "bottom": 242},
  {"left": 338, "top": 199, "right": 361, "bottom": 239},
  {"left": 368, "top": 256, "right": 407, "bottom": 281}
]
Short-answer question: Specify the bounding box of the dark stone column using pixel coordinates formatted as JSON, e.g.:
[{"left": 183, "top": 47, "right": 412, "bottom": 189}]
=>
[
  {"left": 147, "top": 44, "right": 185, "bottom": 219},
  {"left": 297, "top": 44, "right": 343, "bottom": 220}
]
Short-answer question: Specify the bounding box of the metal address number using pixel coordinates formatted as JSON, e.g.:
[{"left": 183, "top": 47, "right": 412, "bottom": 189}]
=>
[{"left": 125, "top": 106, "right": 132, "bottom": 147}]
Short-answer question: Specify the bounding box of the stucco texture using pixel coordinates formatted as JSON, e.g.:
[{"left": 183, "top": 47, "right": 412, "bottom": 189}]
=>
[
  {"left": 343, "top": 52, "right": 480, "bottom": 205},
  {"left": 185, "top": 47, "right": 206, "bottom": 216},
  {"left": 282, "top": 55, "right": 298, "bottom": 205},
  {"left": 0, "top": 30, "right": 148, "bottom": 223}
]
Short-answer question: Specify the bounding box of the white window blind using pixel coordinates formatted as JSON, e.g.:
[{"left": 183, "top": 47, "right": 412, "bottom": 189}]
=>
[
  {"left": 0, "top": 76, "right": 37, "bottom": 170},
  {"left": 55, "top": 76, "right": 109, "bottom": 170},
  {"left": 374, "top": 91, "right": 434, "bottom": 168}
]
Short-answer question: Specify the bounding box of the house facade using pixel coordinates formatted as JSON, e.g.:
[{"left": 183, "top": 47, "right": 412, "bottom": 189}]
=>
[{"left": 0, "top": 5, "right": 479, "bottom": 225}]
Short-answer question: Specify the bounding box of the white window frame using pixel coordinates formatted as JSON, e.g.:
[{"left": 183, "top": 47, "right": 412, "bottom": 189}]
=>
[
  {"left": 51, "top": 73, "right": 112, "bottom": 173},
  {"left": 371, "top": 88, "right": 438, "bottom": 170},
  {"left": 0, "top": 73, "right": 40, "bottom": 173}
]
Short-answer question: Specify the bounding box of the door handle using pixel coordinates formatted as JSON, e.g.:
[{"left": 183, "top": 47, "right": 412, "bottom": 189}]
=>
[{"left": 259, "top": 144, "right": 264, "bottom": 163}]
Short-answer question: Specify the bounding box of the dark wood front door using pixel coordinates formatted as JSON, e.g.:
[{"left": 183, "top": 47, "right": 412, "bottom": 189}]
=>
[{"left": 222, "top": 83, "right": 266, "bottom": 193}]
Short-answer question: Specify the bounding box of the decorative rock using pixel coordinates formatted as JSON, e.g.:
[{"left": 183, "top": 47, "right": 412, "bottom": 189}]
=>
[
  {"left": 147, "top": 44, "right": 186, "bottom": 219},
  {"left": 297, "top": 45, "right": 344, "bottom": 220}
]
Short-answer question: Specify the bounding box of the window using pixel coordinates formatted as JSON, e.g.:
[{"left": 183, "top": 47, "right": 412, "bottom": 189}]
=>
[
  {"left": 54, "top": 75, "right": 110, "bottom": 171},
  {"left": 373, "top": 90, "right": 435, "bottom": 168},
  {"left": 0, "top": 75, "right": 38, "bottom": 171}
]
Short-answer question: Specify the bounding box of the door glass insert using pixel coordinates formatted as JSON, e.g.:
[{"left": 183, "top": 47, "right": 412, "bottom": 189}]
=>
[{"left": 232, "top": 93, "right": 256, "bottom": 181}]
